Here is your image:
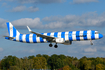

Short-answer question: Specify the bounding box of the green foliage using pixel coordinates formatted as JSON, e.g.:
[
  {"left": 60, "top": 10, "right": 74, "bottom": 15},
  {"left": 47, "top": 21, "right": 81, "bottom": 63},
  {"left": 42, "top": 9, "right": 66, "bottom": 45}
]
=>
[
  {"left": 48, "top": 54, "right": 65, "bottom": 69},
  {"left": 14, "top": 57, "right": 23, "bottom": 70},
  {"left": 96, "top": 64, "right": 104, "bottom": 70},
  {"left": 22, "top": 57, "right": 34, "bottom": 70},
  {"left": 63, "top": 65, "right": 70, "bottom": 70},
  {"left": 72, "top": 60, "right": 79, "bottom": 68},
  {"left": 9, "top": 66, "right": 20, "bottom": 70},
  {"left": 63, "top": 57, "right": 72, "bottom": 66},
  {"left": 0, "top": 54, "right": 105, "bottom": 70},
  {"left": 1, "top": 55, "right": 18, "bottom": 69},
  {"left": 42, "top": 54, "right": 50, "bottom": 61},
  {"left": 36, "top": 54, "right": 42, "bottom": 57},
  {"left": 28, "top": 55, "right": 35, "bottom": 59},
  {"left": 58, "top": 54, "right": 66, "bottom": 60},
  {"left": 33, "top": 57, "right": 47, "bottom": 69},
  {"left": 0, "top": 61, "right": 1, "bottom": 69}
]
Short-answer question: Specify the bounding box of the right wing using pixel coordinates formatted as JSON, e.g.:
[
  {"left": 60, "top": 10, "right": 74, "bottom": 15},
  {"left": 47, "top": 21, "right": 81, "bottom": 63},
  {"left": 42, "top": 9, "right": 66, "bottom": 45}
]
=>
[{"left": 27, "top": 26, "right": 55, "bottom": 41}]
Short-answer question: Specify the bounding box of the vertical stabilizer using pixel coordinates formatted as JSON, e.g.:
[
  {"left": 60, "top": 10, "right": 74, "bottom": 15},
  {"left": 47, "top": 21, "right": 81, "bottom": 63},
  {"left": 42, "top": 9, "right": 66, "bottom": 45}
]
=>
[{"left": 6, "top": 22, "right": 20, "bottom": 37}]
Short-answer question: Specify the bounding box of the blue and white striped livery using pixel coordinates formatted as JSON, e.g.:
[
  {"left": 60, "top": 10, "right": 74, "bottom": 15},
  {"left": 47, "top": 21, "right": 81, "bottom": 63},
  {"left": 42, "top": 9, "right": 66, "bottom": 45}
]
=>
[{"left": 5, "top": 22, "right": 103, "bottom": 48}]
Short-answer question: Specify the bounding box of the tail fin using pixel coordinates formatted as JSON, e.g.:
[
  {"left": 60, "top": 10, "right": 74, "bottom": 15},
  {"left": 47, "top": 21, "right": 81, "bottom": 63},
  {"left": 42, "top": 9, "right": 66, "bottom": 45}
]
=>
[{"left": 6, "top": 22, "right": 20, "bottom": 37}]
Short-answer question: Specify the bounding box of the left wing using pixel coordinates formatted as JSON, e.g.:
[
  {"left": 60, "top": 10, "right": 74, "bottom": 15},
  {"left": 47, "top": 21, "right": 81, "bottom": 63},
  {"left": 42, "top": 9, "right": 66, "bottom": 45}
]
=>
[{"left": 27, "top": 26, "right": 55, "bottom": 41}]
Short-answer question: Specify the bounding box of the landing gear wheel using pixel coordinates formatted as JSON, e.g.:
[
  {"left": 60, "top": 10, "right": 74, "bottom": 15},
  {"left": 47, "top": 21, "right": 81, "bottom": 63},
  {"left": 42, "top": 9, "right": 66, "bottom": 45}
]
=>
[
  {"left": 54, "top": 45, "right": 58, "bottom": 48},
  {"left": 90, "top": 40, "right": 93, "bottom": 45},
  {"left": 49, "top": 44, "right": 53, "bottom": 47}
]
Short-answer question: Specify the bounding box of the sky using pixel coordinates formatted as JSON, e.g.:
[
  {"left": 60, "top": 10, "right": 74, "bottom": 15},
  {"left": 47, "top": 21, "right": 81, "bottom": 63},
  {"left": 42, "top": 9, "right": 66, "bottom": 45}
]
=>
[{"left": 0, "top": 0, "right": 105, "bottom": 59}]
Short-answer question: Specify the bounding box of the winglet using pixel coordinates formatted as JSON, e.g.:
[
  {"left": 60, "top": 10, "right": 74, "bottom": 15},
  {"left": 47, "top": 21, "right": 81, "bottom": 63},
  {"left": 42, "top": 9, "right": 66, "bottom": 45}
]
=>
[{"left": 27, "top": 26, "right": 32, "bottom": 32}]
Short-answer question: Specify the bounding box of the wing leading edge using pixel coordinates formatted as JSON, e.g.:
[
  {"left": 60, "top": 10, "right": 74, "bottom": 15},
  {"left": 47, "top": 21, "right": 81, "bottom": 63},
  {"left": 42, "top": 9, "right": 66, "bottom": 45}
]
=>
[{"left": 27, "top": 26, "right": 55, "bottom": 41}]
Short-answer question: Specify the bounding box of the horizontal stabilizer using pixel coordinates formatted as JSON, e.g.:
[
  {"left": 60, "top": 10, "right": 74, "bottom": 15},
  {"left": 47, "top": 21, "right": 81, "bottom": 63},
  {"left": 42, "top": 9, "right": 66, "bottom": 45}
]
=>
[{"left": 4, "top": 36, "right": 15, "bottom": 40}]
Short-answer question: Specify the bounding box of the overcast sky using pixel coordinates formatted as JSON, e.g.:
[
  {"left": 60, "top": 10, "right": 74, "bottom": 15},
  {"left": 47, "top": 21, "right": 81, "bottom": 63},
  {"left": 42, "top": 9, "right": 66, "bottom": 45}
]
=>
[{"left": 0, "top": 0, "right": 105, "bottom": 59}]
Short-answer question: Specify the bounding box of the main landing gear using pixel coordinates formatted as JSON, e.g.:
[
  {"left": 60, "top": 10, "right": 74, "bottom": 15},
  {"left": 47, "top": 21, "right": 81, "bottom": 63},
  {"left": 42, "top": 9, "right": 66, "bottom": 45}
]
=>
[
  {"left": 54, "top": 43, "right": 58, "bottom": 48},
  {"left": 49, "top": 43, "right": 58, "bottom": 48},
  {"left": 49, "top": 43, "right": 53, "bottom": 47}
]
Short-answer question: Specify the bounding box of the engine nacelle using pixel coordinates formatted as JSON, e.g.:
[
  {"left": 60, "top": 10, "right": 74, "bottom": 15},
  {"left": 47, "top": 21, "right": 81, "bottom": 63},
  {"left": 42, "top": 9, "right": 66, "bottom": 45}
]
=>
[
  {"left": 63, "top": 41, "right": 72, "bottom": 45},
  {"left": 54, "top": 38, "right": 65, "bottom": 43}
]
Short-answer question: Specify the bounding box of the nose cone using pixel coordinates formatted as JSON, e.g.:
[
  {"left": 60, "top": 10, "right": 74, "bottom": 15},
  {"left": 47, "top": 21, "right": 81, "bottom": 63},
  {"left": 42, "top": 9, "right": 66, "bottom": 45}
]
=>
[{"left": 99, "top": 34, "right": 103, "bottom": 39}]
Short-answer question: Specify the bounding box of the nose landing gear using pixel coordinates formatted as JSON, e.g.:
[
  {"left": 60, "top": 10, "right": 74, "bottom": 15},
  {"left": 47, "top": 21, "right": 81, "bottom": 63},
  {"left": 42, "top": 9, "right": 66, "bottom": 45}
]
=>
[{"left": 90, "top": 40, "right": 93, "bottom": 45}]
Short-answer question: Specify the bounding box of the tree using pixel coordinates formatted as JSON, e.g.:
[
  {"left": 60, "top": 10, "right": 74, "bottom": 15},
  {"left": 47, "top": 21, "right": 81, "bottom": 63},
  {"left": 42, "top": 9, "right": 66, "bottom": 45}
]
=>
[
  {"left": 82, "top": 56, "right": 87, "bottom": 59},
  {"left": 14, "top": 57, "right": 23, "bottom": 70},
  {"left": 9, "top": 66, "right": 20, "bottom": 70},
  {"left": 28, "top": 55, "right": 35, "bottom": 59},
  {"left": 28, "top": 59, "right": 34, "bottom": 69},
  {"left": 0, "top": 61, "right": 1, "bottom": 70},
  {"left": 58, "top": 54, "right": 66, "bottom": 60},
  {"left": 72, "top": 60, "right": 79, "bottom": 68},
  {"left": 48, "top": 54, "right": 65, "bottom": 70},
  {"left": 79, "top": 58, "right": 92, "bottom": 70},
  {"left": 91, "top": 57, "right": 104, "bottom": 70},
  {"left": 96, "top": 64, "right": 104, "bottom": 70},
  {"left": 22, "top": 57, "right": 34, "bottom": 70},
  {"left": 95, "top": 57, "right": 103, "bottom": 64},
  {"left": 36, "top": 54, "right": 42, "bottom": 57},
  {"left": 33, "top": 57, "right": 47, "bottom": 69},
  {"left": 79, "top": 58, "right": 87, "bottom": 70},
  {"left": 84, "top": 60, "right": 91, "bottom": 70},
  {"left": 42, "top": 54, "right": 50, "bottom": 69},
  {"left": 73, "top": 57, "right": 78, "bottom": 60},
  {"left": 42, "top": 54, "right": 50, "bottom": 61},
  {"left": 1, "top": 55, "right": 18, "bottom": 69},
  {"left": 63, "top": 65, "right": 71, "bottom": 70},
  {"left": 63, "top": 57, "right": 72, "bottom": 67}
]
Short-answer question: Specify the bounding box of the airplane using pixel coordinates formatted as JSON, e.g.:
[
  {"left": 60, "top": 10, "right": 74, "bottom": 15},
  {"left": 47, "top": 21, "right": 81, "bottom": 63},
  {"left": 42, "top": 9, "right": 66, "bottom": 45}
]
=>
[{"left": 4, "top": 22, "right": 103, "bottom": 48}]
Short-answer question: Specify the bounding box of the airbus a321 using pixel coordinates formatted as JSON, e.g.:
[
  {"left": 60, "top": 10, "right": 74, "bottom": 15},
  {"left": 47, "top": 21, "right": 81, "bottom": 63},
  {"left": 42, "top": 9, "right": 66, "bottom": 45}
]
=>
[{"left": 4, "top": 22, "right": 103, "bottom": 48}]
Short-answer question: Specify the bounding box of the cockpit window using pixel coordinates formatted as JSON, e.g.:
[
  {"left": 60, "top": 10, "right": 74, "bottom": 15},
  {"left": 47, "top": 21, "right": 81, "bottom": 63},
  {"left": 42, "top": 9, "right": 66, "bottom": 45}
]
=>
[{"left": 95, "top": 31, "right": 98, "bottom": 34}]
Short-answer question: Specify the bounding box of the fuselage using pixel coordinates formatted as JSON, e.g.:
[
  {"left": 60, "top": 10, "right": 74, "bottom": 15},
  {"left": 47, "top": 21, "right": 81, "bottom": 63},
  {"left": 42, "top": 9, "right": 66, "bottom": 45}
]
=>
[
  {"left": 5, "top": 22, "right": 103, "bottom": 48},
  {"left": 5, "top": 30, "right": 103, "bottom": 44}
]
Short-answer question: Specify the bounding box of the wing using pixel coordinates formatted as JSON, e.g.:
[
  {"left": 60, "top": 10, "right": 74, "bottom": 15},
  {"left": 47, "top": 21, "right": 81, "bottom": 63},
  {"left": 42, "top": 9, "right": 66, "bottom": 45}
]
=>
[{"left": 27, "top": 26, "right": 55, "bottom": 41}]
